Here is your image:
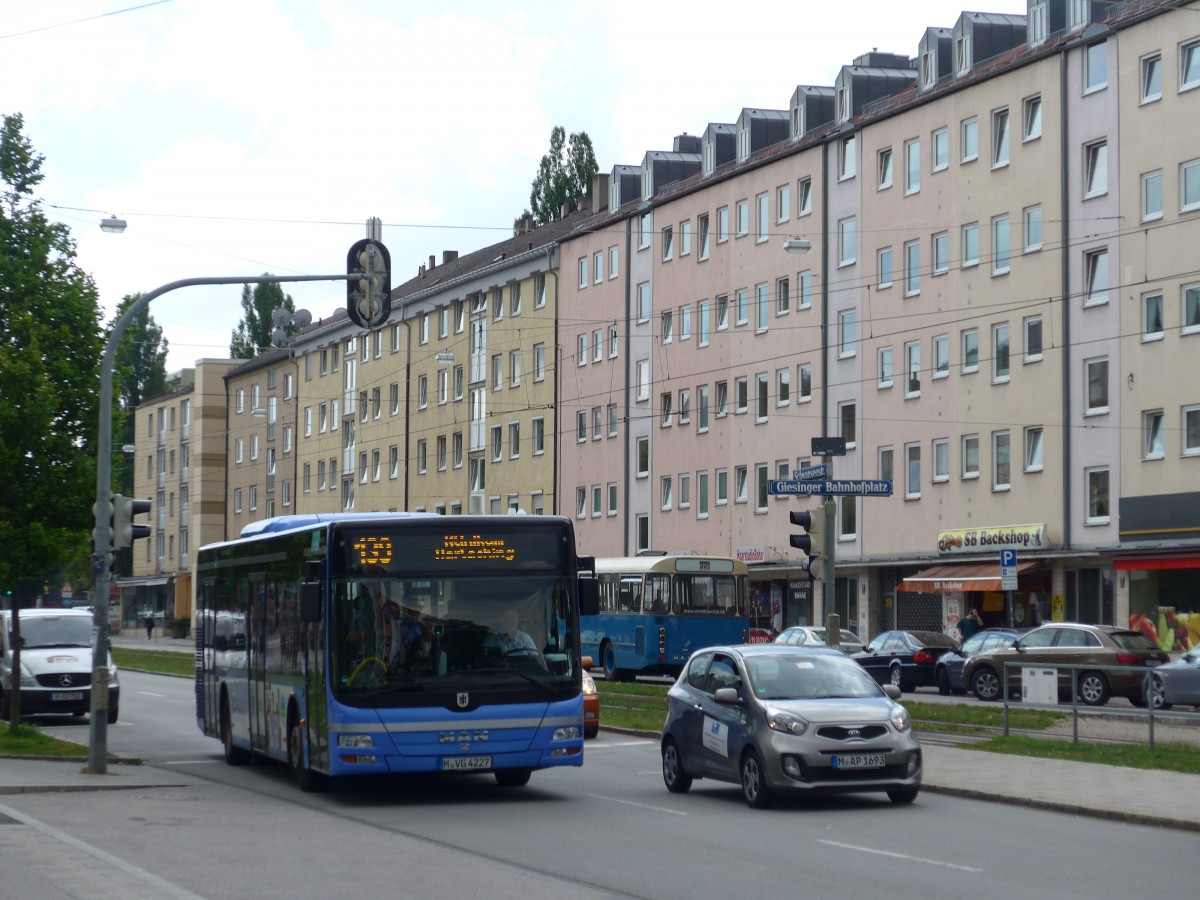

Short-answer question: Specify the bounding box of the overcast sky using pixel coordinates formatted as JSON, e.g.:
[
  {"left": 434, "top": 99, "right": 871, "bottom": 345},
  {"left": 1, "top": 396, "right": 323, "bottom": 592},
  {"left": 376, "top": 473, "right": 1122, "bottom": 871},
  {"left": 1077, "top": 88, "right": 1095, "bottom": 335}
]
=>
[{"left": 3, "top": 0, "right": 1026, "bottom": 372}]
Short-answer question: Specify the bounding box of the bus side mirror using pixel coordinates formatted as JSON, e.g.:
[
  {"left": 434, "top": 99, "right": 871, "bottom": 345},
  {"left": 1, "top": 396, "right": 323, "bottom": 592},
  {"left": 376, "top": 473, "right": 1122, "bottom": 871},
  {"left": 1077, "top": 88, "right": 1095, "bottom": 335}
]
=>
[
  {"left": 300, "top": 581, "right": 322, "bottom": 623},
  {"left": 578, "top": 578, "right": 599, "bottom": 617}
]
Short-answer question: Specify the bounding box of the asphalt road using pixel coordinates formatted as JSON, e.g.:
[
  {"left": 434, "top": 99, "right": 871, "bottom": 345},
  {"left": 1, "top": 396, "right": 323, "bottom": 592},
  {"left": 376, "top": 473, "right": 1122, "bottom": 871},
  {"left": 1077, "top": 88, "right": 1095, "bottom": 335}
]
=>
[{"left": 9, "top": 671, "right": 1193, "bottom": 899}]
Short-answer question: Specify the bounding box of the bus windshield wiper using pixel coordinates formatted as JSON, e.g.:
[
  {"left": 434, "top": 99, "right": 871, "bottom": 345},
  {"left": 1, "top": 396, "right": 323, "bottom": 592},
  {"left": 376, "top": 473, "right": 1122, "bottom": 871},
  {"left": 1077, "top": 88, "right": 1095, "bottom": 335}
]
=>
[{"left": 470, "top": 667, "right": 559, "bottom": 697}]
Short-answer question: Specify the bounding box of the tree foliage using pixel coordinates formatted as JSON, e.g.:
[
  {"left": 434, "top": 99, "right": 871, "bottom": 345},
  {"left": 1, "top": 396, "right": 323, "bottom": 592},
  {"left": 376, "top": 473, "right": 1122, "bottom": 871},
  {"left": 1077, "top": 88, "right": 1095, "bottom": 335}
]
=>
[
  {"left": 0, "top": 113, "right": 104, "bottom": 593},
  {"left": 230, "top": 279, "right": 296, "bottom": 359},
  {"left": 112, "top": 293, "right": 169, "bottom": 484},
  {"left": 515, "top": 127, "right": 599, "bottom": 229}
]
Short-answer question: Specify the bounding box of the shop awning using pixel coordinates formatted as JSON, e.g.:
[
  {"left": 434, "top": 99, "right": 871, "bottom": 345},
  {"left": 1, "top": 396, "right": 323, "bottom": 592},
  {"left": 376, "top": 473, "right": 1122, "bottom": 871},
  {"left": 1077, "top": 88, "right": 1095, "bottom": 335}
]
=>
[
  {"left": 1113, "top": 555, "right": 1200, "bottom": 571},
  {"left": 898, "top": 561, "right": 1038, "bottom": 594}
]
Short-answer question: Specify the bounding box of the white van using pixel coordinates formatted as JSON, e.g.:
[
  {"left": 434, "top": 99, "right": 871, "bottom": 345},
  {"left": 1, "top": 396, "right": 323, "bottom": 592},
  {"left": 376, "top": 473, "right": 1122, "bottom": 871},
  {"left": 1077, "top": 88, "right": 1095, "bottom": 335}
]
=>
[{"left": 0, "top": 608, "right": 120, "bottom": 723}]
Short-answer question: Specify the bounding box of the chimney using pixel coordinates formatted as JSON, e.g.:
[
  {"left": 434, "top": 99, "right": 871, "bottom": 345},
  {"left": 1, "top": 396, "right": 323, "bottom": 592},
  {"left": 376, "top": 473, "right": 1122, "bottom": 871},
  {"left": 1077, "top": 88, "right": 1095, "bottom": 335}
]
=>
[
  {"left": 443, "top": 250, "right": 459, "bottom": 264},
  {"left": 428, "top": 254, "right": 436, "bottom": 271},
  {"left": 419, "top": 263, "right": 426, "bottom": 278},
  {"left": 592, "top": 173, "right": 610, "bottom": 213}
]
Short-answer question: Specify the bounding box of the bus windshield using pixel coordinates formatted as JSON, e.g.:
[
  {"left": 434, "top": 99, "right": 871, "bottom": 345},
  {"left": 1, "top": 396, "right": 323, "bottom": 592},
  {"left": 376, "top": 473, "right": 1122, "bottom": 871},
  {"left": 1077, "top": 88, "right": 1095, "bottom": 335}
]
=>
[{"left": 331, "top": 573, "right": 579, "bottom": 701}]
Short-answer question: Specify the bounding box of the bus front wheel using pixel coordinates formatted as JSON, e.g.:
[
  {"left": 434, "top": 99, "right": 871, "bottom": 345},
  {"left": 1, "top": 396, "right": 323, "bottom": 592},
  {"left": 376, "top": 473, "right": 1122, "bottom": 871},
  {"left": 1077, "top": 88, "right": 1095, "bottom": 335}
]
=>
[{"left": 289, "top": 709, "right": 327, "bottom": 793}]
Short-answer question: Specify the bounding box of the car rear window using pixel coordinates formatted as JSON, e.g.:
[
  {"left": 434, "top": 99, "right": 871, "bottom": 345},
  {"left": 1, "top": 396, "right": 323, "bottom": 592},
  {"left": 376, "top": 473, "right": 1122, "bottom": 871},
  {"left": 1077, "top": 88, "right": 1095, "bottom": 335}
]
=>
[
  {"left": 911, "top": 631, "right": 958, "bottom": 648},
  {"left": 1110, "top": 630, "right": 1158, "bottom": 651}
]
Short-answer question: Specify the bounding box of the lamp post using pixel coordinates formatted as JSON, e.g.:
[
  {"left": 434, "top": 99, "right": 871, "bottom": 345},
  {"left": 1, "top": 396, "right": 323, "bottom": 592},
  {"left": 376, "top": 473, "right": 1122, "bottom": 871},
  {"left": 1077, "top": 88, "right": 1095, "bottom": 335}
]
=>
[
  {"left": 88, "top": 272, "right": 362, "bottom": 773},
  {"left": 784, "top": 236, "right": 836, "bottom": 623}
]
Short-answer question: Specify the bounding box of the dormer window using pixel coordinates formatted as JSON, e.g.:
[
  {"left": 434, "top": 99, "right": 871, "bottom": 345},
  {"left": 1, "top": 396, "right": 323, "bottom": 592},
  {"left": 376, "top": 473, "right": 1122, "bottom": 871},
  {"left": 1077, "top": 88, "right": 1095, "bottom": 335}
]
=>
[
  {"left": 1070, "top": 0, "right": 1089, "bottom": 31},
  {"left": 642, "top": 168, "right": 653, "bottom": 200},
  {"left": 791, "top": 105, "right": 805, "bottom": 140},
  {"left": 956, "top": 36, "right": 971, "bottom": 74},
  {"left": 837, "top": 86, "right": 851, "bottom": 122},
  {"left": 703, "top": 142, "right": 715, "bottom": 175},
  {"left": 921, "top": 51, "right": 934, "bottom": 88},
  {"left": 737, "top": 128, "right": 750, "bottom": 162},
  {"left": 1030, "top": 2, "right": 1047, "bottom": 46}
]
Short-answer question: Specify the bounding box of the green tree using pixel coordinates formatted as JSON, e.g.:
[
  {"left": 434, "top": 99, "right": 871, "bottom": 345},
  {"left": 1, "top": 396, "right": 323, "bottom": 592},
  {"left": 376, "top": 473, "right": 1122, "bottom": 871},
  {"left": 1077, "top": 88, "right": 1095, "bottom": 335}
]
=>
[
  {"left": 230, "top": 279, "right": 296, "bottom": 359},
  {"left": 515, "top": 126, "right": 599, "bottom": 229},
  {"left": 0, "top": 112, "right": 103, "bottom": 600}
]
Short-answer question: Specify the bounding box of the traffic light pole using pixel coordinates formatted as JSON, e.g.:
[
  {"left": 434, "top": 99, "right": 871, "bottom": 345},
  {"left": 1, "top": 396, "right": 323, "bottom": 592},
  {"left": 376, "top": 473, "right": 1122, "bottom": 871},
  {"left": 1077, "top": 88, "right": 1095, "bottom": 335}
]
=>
[{"left": 88, "top": 272, "right": 358, "bottom": 773}]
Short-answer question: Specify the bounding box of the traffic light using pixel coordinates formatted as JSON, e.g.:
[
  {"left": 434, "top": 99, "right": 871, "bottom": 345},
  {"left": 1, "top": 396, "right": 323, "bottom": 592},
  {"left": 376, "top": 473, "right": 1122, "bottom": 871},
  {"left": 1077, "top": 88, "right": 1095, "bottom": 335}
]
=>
[
  {"left": 92, "top": 496, "right": 114, "bottom": 551},
  {"left": 112, "top": 494, "right": 152, "bottom": 549},
  {"left": 346, "top": 238, "right": 392, "bottom": 329},
  {"left": 789, "top": 509, "right": 823, "bottom": 558}
]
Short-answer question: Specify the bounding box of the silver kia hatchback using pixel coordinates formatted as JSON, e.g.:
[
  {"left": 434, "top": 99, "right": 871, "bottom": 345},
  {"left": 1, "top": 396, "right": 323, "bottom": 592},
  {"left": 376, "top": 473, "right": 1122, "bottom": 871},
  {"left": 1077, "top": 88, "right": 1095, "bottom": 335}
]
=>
[{"left": 661, "top": 644, "right": 921, "bottom": 808}]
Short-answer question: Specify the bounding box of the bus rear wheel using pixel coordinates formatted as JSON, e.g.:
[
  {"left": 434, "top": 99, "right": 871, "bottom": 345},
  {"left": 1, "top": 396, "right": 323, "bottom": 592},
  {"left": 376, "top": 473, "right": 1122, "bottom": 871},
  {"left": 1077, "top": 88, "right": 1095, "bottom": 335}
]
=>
[
  {"left": 601, "top": 641, "right": 633, "bottom": 683},
  {"left": 221, "top": 696, "right": 250, "bottom": 766}
]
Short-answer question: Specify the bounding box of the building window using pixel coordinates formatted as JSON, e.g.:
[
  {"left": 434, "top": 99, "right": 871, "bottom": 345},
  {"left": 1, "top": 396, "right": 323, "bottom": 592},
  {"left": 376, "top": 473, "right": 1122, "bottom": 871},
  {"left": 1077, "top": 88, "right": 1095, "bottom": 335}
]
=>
[
  {"left": 1182, "top": 159, "right": 1200, "bottom": 212},
  {"left": 636, "top": 360, "right": 650, "bottom": 400},
  {"left": 1085, "top": 357, "right": 1109, "bottom": 414},
  {"left": 660, "top": 476, "right": 673, "bottom": 510},
  {"left": 680, "top": 220, "right": 692, "bottom": 255},
  {"left": 878, "top": 346, "right": 894, "bottom": 388},
  {"left": 1085, "top": 40, "right": 1107, "bottom": 93},
  {"left": 1084, "top": 248, "right": 1109, "bottom": 305},
  {"left": 735, "top": 199, "right": 749, "bottom": 237},
  {"left": 839, "top": 310, "right": 857, "bottom": 358},
  {"left": 933, "top": 334, "right": 949, "bottom": 378},
  {"left": 755, "top": 464, "right": 769, "bottom": 512},
  {"left": 532, "top": 416, "right": 545, "bottom": 455},
  {"left": 608, "top": 403, "right": 618, "bottom": 436},
  {"left": 1141, "top": 53, "right": 1162, "bottom": 103},
  {"left": 755, "top": 373, "right": 769, "bottom": 422},
  {"left": 636, "top": 436, "right": 649, "bottom": 477},
  {"left": 1023, "top": 205, "right": 1043, "bottom": 252},
  {"left": 962, "top": 223, "right": 980, "bottom": 267},
  {"left": 840, "top": 401, "right": 856, "bottom": 447},
  {"left": 797, "top": 364, "right": 812, "bottom": 403},
  {"left": 1024, "top": 426, "right": 1044, "bottom": 472},
  {"left": 776, "top": 276, "right": 790, "bottom": 315},
  {"left": 1143, "top": 290, "right": 1164, "bottom": 339},
  {"left": 932, "top": 232, "right": 949, "bottom": 274},
  {"left": 662, "top": 225, "right": 674, "bottom": 261},
  {"left": 877, "top": 247, "right": 893, "bottom": 288},
  {"left": 679, "top": 473, "right": 691, "bottom": 510},
  {"left": 904, "top": 138, "right": 920, "bottom": 194},
  {"left": 798, "top": 177, "right": 812, "bottom": 216},
  {"left": 904, "top": 341, "right": 921, "bottom": 397},
  {"left": 1184, "top": 283, "right": 1200, "bottom": 333},
  {"left": 1144, "top": 410, "right": 1165, "bottom": 459},
  {"left": 576, "top": 487, "right": 587, "bottom": 519},
  {"left": 755, "top": 193, "right": 769, "bottom": 242},
  {"left": 1084, "top": 140, "right": 1108, "bottom": 198},
  {"left": 661, "top": 309, "right": 673, "bottom": 344},
  {"left": 993, "top": 323, "right": 1010, "bottom": 382},
  {"left": 1086, "top": 467, "right": 1110, "bottom": 523},
  {"left": 716, "top": 468, "right": 729, "bottom": 505},
  {"left": 797, "top": 271, "right": 813, "bottom": 309},
  {"left": 698, "top": 386, "right": 710, "bottom": 431},
  {"left": 637, "top": 282, "right": 651, "bottom": 321},
  {"left": 679, "top": 389, "right": 692, "bottom": 425},
  {"left": 734, "top": 465, "right": 749, "bottom": 503},
  {"left": 776, "top": 369, "right": 790, "bottom": 406},
  {"left": 992, "top": 215, "right": 1010, "bottom": 274},
  {"left": 839, "top": 134, "right": 856, "bottom": 180},
  {"left": 698, "top": 213, "right": 711, "bottom": 259},
  {"left": 962, "top": 434, "right": 980, "bottom": 479},
  {"left": 1023, "top": 95, "right": 1042, "bottom": 141},
  {"left": 879, "top": 446, "right": 893, "bottom": 483},
  {"left": 717, "top": 206, "right": 730, "bottom": 242},
  {"left": 991, "top": 108, "right": 1010, "bottom": 168},
  {"left": 933, "top": 438, "right": 950, "bottom": 482},
  {"left": 1183, "top": 405, "right": 1200, "bottom": 455},
  {"left": 639, "top": 213, "right": 652, "bottom": 250},
  {"left": 756, "top": 283, "right": 769, "bottom": 332},
  {"left": 735, "top": 289, "right": 749, "bottom": 326},
  {"left": 904, "top": 240, "right": 920, "bottom": 295},
  {"left": 932, "top": 127, "right": 949, "bottom": 171},
  {"left": 1140, "top": 170, "right": 1164, "bottom": 222},
  {"left": 838, "top": 216, "right": 857, "bottom": 266},
  {"left": 716, "top": 380, "right": 728, "bottom": 417},
  {"left": 961, "top": 116, "right": 978, "bottom": 162},
  {"left": 1182, "top": 40, "right": 1200, "bottom": 92},
  {"left": 878, "top": 147, "right": 893, "bottom": 189},
  {"left": 905, "top": 443, "right": 921, "bottom": 499},
  {"left": 1024, "top": 316, "right": 1043, "bottom": 362},
  {"left": 993, "top": 431, "right": 1011, "bottom": 490}
]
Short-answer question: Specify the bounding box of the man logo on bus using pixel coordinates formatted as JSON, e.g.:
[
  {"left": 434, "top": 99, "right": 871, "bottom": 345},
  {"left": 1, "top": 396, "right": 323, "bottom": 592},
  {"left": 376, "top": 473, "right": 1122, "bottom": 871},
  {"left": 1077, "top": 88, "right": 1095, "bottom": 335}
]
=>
[{"left": 457, "top": 692, "right": 470, "bottom": 708}]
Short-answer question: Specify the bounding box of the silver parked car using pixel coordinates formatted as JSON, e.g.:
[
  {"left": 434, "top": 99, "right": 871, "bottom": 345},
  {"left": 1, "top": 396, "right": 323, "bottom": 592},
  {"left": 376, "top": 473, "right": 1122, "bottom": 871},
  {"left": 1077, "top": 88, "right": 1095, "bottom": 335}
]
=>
[
  {"left": 775, "top": 625, "right": 866, "bottom": 654},
  {"left": 661, "top": 644, "right": 922, "bottom": 808},
  {"left": 1149, "top": 645, "right": 1200, "bottom": 709}
]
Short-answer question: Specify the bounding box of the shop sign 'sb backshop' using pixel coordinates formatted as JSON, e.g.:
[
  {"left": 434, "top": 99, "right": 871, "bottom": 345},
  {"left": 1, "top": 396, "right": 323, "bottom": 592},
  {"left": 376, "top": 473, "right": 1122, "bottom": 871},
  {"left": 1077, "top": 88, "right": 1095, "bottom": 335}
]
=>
[{"left": 937, "top": 524, "right": 1048, "bottom": 555}]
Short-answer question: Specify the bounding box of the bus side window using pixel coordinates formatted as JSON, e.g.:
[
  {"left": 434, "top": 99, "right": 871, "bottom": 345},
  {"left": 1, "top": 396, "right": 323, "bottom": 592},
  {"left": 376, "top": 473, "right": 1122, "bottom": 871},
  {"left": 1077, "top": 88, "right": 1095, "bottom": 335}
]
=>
[{"left": 647, "top": 574, "right": 670, "bottom": 614}]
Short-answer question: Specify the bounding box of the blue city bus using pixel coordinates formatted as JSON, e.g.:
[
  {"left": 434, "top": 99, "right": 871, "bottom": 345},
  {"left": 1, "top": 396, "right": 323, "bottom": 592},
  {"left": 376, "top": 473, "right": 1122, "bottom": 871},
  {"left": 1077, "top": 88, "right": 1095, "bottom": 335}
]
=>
[
  {"left": 581, "top": 555, "right": 750, "bottom": 681},
  {"left": 195, "top": 513, "right": 598, "bottom": 791}
]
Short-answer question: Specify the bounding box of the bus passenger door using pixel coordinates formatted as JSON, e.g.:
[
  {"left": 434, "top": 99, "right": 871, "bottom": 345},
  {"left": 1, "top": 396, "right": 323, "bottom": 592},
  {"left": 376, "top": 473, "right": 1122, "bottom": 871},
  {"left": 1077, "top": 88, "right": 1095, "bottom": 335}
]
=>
[{"left": 247, "top": 574, "right": 268, "bottom": 752}]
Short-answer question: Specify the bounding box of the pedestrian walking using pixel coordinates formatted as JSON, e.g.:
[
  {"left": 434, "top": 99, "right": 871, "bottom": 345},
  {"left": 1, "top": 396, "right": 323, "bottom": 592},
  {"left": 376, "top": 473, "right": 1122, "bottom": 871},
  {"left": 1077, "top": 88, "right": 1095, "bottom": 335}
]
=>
[{"left": 145, "top": 613, "right": 155, "bottom": 641}]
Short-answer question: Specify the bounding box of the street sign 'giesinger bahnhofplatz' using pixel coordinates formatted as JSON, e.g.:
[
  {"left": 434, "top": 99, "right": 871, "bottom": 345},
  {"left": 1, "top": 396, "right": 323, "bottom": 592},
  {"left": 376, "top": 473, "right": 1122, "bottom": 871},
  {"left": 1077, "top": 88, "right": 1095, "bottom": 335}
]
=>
[{"left": 768, "top": 480, "right": 893, "bottom": 496}]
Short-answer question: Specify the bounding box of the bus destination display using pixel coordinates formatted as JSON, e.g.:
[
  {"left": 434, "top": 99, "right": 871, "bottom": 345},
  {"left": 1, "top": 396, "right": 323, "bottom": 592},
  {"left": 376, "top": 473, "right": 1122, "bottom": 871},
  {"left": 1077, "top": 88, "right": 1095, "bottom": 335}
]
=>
[
  {"left": 337, "top": 524, "right": 567, "bottom": 574},
  {"left": 435, "top": 534, "right": 515, "bottom": 562}
]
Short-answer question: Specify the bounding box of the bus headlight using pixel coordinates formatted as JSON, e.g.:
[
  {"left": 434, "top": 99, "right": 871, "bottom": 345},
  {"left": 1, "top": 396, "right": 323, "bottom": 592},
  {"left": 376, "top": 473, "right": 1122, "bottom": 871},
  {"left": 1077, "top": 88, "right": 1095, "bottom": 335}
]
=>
[
  {"left": 553, "top": 726, "right": 581, "bottom": 741},
  {"left": 337, "top": 734, "right": 375, "bottom": 748}
]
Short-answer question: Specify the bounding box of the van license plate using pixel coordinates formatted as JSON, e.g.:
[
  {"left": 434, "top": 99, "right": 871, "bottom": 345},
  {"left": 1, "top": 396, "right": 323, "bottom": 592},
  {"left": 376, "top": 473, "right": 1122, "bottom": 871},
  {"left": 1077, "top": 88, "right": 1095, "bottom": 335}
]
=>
[
  {"left": 832, "top": 754, "right": 885, "bottom": 770},
  {"left": 51, "top": 692, "right": 84, "bottom": 701},
  {"left": 442, "top": 756, "right": 491, "bottom": 771}
]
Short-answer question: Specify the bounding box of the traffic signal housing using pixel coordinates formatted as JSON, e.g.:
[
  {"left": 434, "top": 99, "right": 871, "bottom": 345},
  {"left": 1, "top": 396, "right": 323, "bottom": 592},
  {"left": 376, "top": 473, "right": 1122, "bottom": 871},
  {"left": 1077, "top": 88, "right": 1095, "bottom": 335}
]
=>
[
  {"left": 789, "top": 509, "right": 823, "bottom": 558},
  {"left": 346, "top": 238, "right": 392, "bottom": 329},
  {"left": 112, "top": 494, "right": 152, "bottom": 549},
  {"left": 92, "top": 496, "right": 114, "bottom": 551}
]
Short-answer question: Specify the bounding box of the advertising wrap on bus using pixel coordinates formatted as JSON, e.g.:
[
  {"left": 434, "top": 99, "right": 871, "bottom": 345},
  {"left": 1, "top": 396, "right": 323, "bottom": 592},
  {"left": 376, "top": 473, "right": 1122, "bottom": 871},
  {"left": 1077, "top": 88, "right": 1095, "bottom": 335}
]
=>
[
  {"left": 581, "top": 555, "right": 751, "bottom": 681},
  {"left": 195, "top": 513, "right": 597, "bottom": 792}
]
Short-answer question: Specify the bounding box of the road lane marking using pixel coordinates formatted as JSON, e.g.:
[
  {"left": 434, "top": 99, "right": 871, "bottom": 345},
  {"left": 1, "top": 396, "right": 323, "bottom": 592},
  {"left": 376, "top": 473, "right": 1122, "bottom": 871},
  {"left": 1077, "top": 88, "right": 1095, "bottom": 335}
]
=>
[
  {"left": 818, "top": 839, "right": 982, "bottom": 873},
  {"left": 585, "top": 793, "right": 687, "bottom": 816},
  {"left": 138, "top": 691, "right": 167, "bottom": 697},
  {"left": 585, "top": 740, "right": 654, "bottom": 748}
]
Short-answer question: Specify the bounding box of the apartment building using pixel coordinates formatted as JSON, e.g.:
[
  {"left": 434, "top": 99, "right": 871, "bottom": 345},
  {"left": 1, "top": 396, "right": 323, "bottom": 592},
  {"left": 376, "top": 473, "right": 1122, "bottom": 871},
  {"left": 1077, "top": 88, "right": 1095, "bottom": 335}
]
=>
[
  {"left": 558, "top": 0, "right": 1200, "bottom": 643},
  {"left": 131, "top": 359, "right": 239, "bottom": 628}
]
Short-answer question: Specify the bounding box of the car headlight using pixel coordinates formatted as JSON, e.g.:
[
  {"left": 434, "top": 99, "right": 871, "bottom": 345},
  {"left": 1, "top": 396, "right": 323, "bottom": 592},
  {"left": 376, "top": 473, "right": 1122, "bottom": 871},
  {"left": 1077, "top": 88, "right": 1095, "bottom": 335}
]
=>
[
  {"left": 890, "top": 705, "right": 912, "bottom": 733},
  {"left": 581, "top": 671, "right": 597, "bottom": 696},
  {"left": 18, "top": 665, "right": 37, "bottom": 688},
  {"left": 766, "top": 709, "right": 809, "bottom": 736}
]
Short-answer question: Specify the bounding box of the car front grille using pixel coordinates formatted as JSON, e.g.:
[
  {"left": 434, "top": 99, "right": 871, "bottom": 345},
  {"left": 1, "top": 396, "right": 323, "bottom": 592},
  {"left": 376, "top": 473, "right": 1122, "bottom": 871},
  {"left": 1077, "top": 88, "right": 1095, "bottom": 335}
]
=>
[
  {"left": 815, "top": 724, "right": 888, "bottom": 742},
  {"left": 34, "top": 672, "right": 93, "bottom": 688}
]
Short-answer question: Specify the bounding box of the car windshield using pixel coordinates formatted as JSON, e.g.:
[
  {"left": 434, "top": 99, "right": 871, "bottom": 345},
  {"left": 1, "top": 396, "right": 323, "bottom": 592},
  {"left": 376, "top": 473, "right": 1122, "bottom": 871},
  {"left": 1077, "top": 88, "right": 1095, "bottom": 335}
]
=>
[
  {"left": 745, "top": 653, "right": 882, "bottom": 700},
  {"left": 11, "top": 616, "right": 93, "bottom": 649}
]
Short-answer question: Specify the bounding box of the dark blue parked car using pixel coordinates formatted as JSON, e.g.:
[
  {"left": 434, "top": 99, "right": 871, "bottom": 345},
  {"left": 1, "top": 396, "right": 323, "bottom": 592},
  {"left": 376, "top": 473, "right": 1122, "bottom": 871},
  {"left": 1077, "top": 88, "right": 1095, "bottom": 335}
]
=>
[{"left": 935, "top": 628, "right": 1020, "bottom": 695}]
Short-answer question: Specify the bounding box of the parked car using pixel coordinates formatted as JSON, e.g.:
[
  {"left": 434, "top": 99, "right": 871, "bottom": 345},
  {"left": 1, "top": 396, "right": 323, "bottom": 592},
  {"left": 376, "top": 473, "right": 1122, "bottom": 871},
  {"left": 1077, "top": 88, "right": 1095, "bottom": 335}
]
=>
[
  {"left": 661, "top": 644, "right": 921, "bottom": 808},
  {"left": 1149, "top": 645, "right": 1200, "bottom": 710},
  {"left": 775, "top": 626, "right": 866, "bottom": 654},
  {"left": 851, "top": 630, "right": 960, "bottom": 693},
  {"left": 0, "top": 608, "right": 120, "bottom": 723},
  {"left": 961, "top": 623, "right": 1169, "bottom": 706},
  {"left": 582, "top": 656, "right": 599, "bottom": 738},
  {"left": 934, "top": 628, "right": 1021, "bottom": 695}
]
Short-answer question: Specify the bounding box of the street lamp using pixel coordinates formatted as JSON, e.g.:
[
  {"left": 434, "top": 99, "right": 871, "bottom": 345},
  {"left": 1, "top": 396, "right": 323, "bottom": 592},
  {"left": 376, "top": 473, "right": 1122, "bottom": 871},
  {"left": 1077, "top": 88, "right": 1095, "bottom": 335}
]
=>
[
  {"left": 784, "top": 236, "right": 835, "bottom": 623},
  {"left": 100, "top": 215, "right": 127, "bottom": 234}
]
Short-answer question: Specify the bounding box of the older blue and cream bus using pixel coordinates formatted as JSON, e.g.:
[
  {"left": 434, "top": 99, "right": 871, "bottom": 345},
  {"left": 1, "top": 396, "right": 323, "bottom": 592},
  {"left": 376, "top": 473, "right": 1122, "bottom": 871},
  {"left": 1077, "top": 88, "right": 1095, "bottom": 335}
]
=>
[
  {"left": 581, "top": 555, "right": 750, "bottom": 681},
  {"left": 195, "top": 513, "right": 597, "bottom": 791}
]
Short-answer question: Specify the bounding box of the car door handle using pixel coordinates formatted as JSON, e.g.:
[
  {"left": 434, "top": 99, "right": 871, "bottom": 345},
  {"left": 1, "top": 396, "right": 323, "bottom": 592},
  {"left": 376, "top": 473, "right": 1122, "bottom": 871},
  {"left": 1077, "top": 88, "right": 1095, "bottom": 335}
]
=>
[{"left": 694, "top": 703, "right": 704, "bottom": 711}]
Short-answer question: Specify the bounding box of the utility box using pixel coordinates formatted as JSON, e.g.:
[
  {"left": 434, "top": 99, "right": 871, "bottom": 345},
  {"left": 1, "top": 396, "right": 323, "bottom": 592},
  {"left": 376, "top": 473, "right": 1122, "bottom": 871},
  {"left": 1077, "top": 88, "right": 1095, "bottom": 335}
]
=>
[{"left": 1022, "top": 667, "right": 1058, "bottom": 706}]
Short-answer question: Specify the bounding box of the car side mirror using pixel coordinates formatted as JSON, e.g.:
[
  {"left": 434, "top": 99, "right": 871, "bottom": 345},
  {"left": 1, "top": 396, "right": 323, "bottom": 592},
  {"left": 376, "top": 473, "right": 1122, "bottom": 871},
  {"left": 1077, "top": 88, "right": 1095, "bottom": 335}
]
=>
[
  {"left": 713, "top": 687, "right": 740, "bottom": 704},
  {"left": 882, "top": 684, "right": 902, "bottom": 700}
]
